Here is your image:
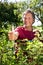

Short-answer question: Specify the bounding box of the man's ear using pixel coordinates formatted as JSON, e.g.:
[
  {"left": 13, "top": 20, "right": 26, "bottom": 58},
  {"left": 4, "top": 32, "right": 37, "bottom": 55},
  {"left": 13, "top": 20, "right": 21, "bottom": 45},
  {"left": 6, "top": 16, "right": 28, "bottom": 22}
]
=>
[{"left": 32, "top": 18, "right": 35, "bottom": 24}]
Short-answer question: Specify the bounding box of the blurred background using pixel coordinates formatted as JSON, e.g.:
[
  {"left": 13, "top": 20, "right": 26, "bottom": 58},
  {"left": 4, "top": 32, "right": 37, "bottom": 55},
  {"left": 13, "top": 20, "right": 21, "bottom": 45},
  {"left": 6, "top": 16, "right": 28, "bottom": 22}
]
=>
[{"left": 0, "top": 0, "right": 43, "bottom": 65}]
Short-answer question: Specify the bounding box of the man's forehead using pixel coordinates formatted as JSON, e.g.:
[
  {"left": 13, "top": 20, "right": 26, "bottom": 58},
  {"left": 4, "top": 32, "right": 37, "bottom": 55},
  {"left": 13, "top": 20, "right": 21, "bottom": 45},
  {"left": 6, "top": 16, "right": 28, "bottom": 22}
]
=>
[{"left": 23, "top": 13, "right": 32, "bottom": 17}]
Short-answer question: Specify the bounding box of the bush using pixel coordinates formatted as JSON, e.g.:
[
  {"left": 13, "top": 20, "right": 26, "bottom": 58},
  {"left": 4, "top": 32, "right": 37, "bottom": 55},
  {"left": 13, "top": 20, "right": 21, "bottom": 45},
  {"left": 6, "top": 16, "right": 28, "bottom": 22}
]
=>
[{"left": 0, "top": 31, "right": 43, "bottom": 65}]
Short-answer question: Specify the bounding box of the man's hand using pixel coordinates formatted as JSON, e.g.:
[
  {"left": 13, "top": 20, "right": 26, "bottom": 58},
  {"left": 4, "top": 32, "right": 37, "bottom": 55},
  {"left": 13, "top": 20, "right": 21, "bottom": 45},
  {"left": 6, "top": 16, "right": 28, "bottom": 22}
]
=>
[{"left": 8, "top": 31, "right": 19, "bottom": 41}]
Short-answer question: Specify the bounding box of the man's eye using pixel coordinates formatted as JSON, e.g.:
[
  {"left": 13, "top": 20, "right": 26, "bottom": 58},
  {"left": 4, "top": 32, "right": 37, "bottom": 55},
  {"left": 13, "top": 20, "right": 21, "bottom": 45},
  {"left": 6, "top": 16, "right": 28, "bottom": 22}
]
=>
[{"left": 24, "top": 17, "right": 27, "bottom": 19}]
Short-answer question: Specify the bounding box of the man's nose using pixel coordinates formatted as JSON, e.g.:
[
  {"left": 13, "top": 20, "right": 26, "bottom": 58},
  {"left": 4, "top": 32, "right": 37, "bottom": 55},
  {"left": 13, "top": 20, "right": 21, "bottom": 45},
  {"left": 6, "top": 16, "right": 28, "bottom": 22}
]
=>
[{"left": 25, "top": 18, "right": 29, "bottom": 22}]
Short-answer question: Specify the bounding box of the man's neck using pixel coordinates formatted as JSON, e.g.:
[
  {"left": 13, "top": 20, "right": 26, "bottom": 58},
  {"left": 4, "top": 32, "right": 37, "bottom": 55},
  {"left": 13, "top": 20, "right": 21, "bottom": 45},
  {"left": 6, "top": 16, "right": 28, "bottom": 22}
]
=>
[{"left": 23, "top": 25, "right": 33, "bottom": 31}]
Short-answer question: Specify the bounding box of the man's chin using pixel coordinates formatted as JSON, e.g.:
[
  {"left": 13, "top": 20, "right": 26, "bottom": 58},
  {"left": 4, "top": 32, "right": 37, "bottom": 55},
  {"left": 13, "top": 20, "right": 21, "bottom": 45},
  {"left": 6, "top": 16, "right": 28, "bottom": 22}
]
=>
[{"left": 24, "top": 25, "right": 31, "bottom": 27}]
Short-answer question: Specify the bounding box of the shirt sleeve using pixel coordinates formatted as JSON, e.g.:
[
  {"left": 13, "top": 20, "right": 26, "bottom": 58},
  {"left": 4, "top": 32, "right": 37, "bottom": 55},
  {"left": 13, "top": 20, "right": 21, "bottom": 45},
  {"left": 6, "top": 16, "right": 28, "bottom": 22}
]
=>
[
  {"left": 14, "top": 26, "right": 25, "bottom": 39},
  {"left": 14, "top": 27, "right": 22, "bottom": 39}
]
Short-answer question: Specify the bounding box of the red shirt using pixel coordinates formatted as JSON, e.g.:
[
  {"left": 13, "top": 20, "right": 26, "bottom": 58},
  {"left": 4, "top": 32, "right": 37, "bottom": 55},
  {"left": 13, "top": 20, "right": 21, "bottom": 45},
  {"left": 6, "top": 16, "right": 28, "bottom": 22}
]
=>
[{"left": 15, "top": 26, "right": 35, "bottom": 40}]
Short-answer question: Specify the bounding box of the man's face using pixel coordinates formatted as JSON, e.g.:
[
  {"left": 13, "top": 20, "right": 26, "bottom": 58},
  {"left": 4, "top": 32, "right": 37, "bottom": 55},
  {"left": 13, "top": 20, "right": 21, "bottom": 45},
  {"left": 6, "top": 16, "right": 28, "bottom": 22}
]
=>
[{"left": 23, "top": 13, "right": 34, "bottom": 27}]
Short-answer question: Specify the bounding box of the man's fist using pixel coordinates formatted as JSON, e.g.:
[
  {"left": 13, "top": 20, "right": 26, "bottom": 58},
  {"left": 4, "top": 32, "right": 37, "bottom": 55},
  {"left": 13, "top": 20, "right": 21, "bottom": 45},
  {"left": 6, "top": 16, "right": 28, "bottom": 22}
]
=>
[
  {"left": 8, "top": 31, "right": 15, "bottom": 40},
  {"left": 8, "top": 31, "right": 19, "bottom": 41}
]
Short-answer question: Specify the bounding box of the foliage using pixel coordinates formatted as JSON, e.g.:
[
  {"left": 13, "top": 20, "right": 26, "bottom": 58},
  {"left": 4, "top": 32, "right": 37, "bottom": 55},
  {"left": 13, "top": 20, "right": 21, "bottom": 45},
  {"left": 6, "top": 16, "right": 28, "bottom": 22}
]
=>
[
  {"left": 0, "top": 29, "right": 43, "bottom": 65},
  {"left": 0, "top": 2, "right": 23, "bottom": 26},
  {"left": 29, "top": 0, "right": 43, "bottom": 26},
  {"left": 0, "top": 0, "right": 43, "bottom": 65}
]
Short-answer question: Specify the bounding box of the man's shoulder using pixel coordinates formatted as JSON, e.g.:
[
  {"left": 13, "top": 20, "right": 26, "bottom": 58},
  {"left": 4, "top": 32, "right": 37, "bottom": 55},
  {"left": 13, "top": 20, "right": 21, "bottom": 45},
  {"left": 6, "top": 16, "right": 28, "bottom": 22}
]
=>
[
  {"left": 15, "top": 26, "right": 24, "bottom": 31},
  {"left": 16, "top": 26, "right": 24, "bottom": 29}
]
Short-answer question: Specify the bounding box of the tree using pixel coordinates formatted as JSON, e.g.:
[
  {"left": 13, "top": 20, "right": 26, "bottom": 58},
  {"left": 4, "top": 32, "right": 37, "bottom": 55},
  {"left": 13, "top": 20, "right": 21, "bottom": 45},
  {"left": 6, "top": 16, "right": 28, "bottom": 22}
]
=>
[{"left": 29, "top": 0, "right": 43, "bottom": 27}]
